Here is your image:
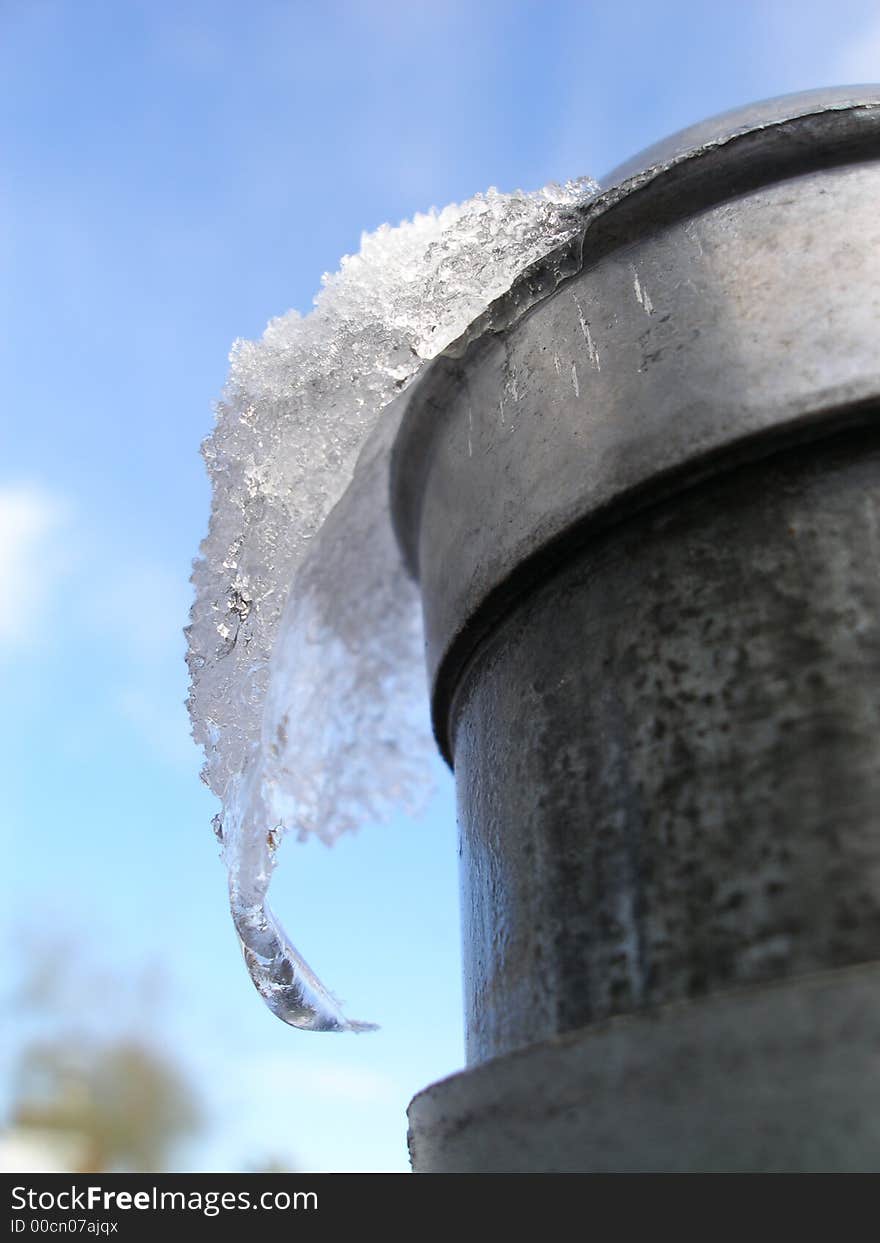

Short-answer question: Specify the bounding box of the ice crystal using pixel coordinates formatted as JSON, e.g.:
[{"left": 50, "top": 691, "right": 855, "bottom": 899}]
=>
[{"left": 186, "top": 180, "right": 599, "bottom": 1031}]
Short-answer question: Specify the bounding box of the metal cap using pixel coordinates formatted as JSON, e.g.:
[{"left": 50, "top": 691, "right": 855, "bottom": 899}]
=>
[
  {"left": 391, "top": 87, "right": 880, "bottom": 765},
  {"left": 602, "top": 85, "right": 880, "bottom": 188}
]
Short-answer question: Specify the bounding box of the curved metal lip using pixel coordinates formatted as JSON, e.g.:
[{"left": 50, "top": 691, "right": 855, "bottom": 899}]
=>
[
  {"left": 601, "top": 84, "right": 880, "bottom": 188},
  {"left": 390, "top": 85, "right": 880, "bottom": 582},
  {"left": 439, "top": 400, "right": 880, "bottom": 766}
]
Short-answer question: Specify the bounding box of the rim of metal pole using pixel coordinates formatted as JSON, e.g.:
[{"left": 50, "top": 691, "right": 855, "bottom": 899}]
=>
[{"left": 389, "top": 85, "right": 880, "bottom": 766}]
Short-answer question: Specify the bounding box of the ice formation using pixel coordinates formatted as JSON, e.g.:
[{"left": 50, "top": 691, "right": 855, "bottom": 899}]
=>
[{"left": 186, "top": 179, "right": 599, "bottom": 1031}]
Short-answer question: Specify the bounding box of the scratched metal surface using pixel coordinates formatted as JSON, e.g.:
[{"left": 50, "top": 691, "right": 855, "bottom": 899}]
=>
[
  {"left": 409, "top": 963, "right": 880, "bottom": 1172},
  {"left": 390, "top": 91, "right": 880, "bottom": 765},
  {"left": 453, "top": 428, "right": 880, "bottom": 1062},
  {"left": 399, "top": 89, "right": 880, "bottom": 1169}
]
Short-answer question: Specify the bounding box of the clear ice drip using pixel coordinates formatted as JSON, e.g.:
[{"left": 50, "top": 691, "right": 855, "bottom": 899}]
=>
[{"left": 186, "top": 180, "right": 600, "bottom": 1032}]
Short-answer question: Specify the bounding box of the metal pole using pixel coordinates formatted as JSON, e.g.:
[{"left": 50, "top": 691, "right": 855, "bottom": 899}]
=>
[{"left": 393, "top": 87, "right": 880, "bottom": 1171}]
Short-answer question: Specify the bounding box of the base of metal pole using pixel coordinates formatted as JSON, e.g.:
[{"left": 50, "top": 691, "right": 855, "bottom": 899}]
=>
[{"left": 409, "top": 961, "right": 880, "bottom": 1173}]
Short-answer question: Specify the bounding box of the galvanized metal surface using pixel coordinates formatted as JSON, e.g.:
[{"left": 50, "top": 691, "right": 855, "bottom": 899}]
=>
[
  {"left": 394, "top": 89, "right": 880, "bottom": 1170},
  {"left": 408, "top": 962, "right": 880, "bottom": 1173},
  {"left": 391, "top": 88, "right": 880, "bottom": 765},
  {"left": 453, "top": 427, "right": 880, "bottom": 1062},
  {"left": 601, "top": 84, "right": 880, "bottom": 188}
]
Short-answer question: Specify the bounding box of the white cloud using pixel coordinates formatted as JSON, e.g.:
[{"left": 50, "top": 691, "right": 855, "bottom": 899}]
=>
[
  {"left": 0, "top": 1127, "right": 84, "bottom": 1174},
  {"left": 0, "top": 483, "right": 68, "bottom": 646},
  {"left": 243, "top": 1055, "right": 399, "bottom": 1107},
  {"left": 212, "top": 1052, "right": 410, "bottom": 1172}
]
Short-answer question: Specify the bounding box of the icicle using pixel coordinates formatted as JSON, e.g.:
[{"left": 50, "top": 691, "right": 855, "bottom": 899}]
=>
[
  {"left": 219, "top": 763, "right": 375, "bottom": 1031},
  {"left": 187, "top": 178, "right": 600, "bottom": 1029}
]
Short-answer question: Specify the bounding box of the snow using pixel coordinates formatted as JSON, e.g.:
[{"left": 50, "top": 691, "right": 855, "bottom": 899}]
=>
[{"left": 186, "top": 179, "right": 598, "bottom": 1030}]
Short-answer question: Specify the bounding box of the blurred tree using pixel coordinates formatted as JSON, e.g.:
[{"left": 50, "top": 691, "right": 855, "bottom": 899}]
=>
[
  {"left": 4, "top": 937, "right": 202, "bottom": 1172},
  {"left": 246, "top": 1154, "right": 298, "bottom": 1173},
  {"left": 11, "top": 1035, "right": 201, "bottom": 1172}
]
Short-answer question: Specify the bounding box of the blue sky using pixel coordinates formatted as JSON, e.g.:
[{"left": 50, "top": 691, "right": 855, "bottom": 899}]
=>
[{"left": 2, "top": 0, "right": 879, "bottom": 1172}]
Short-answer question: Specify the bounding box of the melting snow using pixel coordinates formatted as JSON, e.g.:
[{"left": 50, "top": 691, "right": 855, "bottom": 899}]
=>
[{"left": 186, "top": 179, "right": 598, "bottom": 1031}]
